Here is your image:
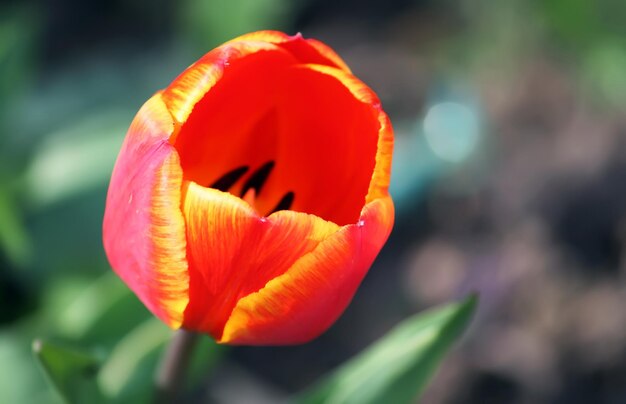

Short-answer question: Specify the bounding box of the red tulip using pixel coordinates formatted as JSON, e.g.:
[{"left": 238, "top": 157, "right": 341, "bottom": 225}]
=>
[{"left": 103, "top": 31, "right": 394, "bottom": 345}]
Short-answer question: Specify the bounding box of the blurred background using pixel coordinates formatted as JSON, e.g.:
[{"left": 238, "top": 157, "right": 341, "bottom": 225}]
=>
[{"left": 1, "top": 0, "right": 626, "bottom": 402}]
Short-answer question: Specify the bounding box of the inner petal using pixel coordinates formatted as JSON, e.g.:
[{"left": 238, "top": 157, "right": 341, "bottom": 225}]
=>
[
  {"left": 173, "top": 52, "right": 380, "bottom": 224},
  {"left": 256, "top": 65, "right": 380, "bottom": 224},
  {"left": 181, "top": 182, "right": 340, "bottom": 337},
  {"left": 173, "top": 48, "right": 295, "bottom": 196}
]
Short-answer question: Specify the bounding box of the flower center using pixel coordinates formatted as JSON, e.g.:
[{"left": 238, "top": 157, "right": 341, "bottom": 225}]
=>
[
  {"left": 209, "top": 161, "right": 295, "bottom": 215},
  {"left": 172, "top": 49, "right": 380, "bottom": 225}
]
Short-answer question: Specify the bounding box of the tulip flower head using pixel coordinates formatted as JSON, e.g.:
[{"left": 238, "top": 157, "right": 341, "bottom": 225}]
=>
[{"left": 103, "top": 31, "right": 394, "bottom": 345}]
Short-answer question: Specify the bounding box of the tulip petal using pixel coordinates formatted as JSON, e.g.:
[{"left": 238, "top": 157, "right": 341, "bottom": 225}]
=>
[
  {"left": 181, "top": 182, "right": 342, "bottom": 339},
  {"left": 104, "top": 31, "right": 395, "bottom": 346},
  {"left": 230, "top": 30, "right": 351, "bottom": 72},
  {"left": 250, "top": 64, "right": 383, "bottom": 225},
  {"left": 169, "top": 47, "right": 297, "bottom": 191},
  {"left": 220, "top": 195, "right": 394, "bottom": 345},
  {"left": 299, "top": 64, "right": 394, "bottom": 203},
  {"left": 103, "top": 94, "right": 188, "bottom": 328},
  {"left": 161, "top": 40, "right": 294, "bottom": 125}
]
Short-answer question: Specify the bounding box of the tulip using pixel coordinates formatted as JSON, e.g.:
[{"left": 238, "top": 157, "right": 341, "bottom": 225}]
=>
[{"left": 103, "top": 31, "right": 394, "bottom": 345}]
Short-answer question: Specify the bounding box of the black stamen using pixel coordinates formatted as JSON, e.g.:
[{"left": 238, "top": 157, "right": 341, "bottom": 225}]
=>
[
  {"left": 270, "top": 191, "right": 295, "bottom": 213},
  {"left": 209, "top": 166, "right": 249, "bottom": 191},
  {"left": 241, "top": 161, "right": 275, "bottom": 197}
]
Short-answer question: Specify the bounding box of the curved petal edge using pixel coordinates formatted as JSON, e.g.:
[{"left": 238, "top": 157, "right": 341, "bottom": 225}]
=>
[
  {"left": 103, "top": 94, "right": 189, "bottom": 328},
  {"left": 219, "top": 195, "right": 394, "bottom": 345}
]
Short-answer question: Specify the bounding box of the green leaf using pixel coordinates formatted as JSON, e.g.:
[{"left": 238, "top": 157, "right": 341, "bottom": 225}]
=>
[
  {"left": 0, "top": 333, "right": 59, "bottom": 404},
  {"left": 24, "top": 110, "right": 128, "bottom": 209},
  {"left": 179, "top": 0, "right": 293, "bottom": 50},
  {"left": 0, "top": 5, "right": 39, "bottom": 118},
  {"left": 54, "top": 272, "right": 149, "bottom": 347},
  {"left": 293, "top": 295, "right": 478, "bottom": 404},
  {"left": 185, "top": 334, "right": 226, "bottom": 390},
  {"left": 97, "top": 318, "right": 172, "bottom": 401},
  {"left": 0, "top": 183, "right": 32, "bottom": 268},
  {"left": 32, "top": 339, "right": 104, "bottom": 404},
  {"left": 97, "top": 319, "right": 225, "bottom": 403}
]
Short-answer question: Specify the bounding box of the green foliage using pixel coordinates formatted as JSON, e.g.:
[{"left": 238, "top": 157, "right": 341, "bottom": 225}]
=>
[
  {"left": 24, "top": 111, "right": 128, "bottom": 209},
  {"left": 33, "top": 274, "right": 224, "bottom": 403},
  {"left": 32, "top": 339, "right": 104, "bottom": 404},
  {"left": 179, "top": 0, "right": 294, "bottom": 50},
  {"left": 0, "top": 5, "right": 39, "bottom": 119},
  {"left": 293, "top": 296, "right": 477, "bottom": 404},
  {"left": 0, "top": 183, "right": 32, "bottom": 268},
  {"left": 98, "top": 318, "right": 173, "bottom": 401}
]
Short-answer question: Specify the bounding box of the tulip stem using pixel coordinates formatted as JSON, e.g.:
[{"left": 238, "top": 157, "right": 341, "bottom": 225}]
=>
[{"left": 154, "top": 329, "right": 199, "bottom": 403}]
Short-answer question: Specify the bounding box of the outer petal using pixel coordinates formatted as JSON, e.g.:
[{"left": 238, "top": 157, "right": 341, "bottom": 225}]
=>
[
  {"left": 181, "top": 182, "right": 341, "bottom": 340},
  {"left": 230, "top": 30, "right": 351, "bottom": 72},
  {"left": 161, "top": 33, "right": 350, "bottom": 128},
  {"left": 220, "top": 195, "right": 394, "bottom": 345},
  {"left": 102, "top": 94, "right": 188, "bottom": 328},
  {"left": 161, "top": 40, "right": 292, "bottom": 126}
]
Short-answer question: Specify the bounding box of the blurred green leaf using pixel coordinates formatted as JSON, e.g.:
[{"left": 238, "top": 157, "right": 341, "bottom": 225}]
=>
[
  {"left": 293, "top": 295, "right": 477, "bottom": 404},
  {"left": 0, "top": 333, "right": 58, "bottom": 404},
  {"left": 538, "top": 0, "right": 626, "bottom": 50},
  {"left": 453, "top": 0, "right": 541, "bottom": 74},
  {"left": 179, "top": 0, "right": 293, "bottom": 50},
  {"left": 33, "top": 339, "right": 104, "bottom": 404},
  {"left": 185, "top": 335, "right": 226, "bottom": 391},
  {"left": 539, "top": 0, "right": 602, "bottom": 47},
  {"left": 54, "top": 272, "right": 148, "bottom": 346},
  {"left": 38, "top": 274, "right": 223, "bottom": 403},
  {"left": 98, "top": 318, "right": 224, "bottom": 403},
  {"left": 0, "top": 5, "right": 39, "bottom": 119},
  {"left": 582, "top": 41, "right": 626, "bottom": 106},
  {"left": 24, "top": 110, "right": 127, "bottom": 209},
  {"left": 0, "top": 183, "right": 32, "bottom": 267},
  {"left": 98, "top": 318, "right": 172, "bottom": 401}
]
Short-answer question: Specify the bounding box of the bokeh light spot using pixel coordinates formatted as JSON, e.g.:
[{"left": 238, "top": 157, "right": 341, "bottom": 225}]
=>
[{"left": 423, "top": 102, "right": 480, "bottom": 163}]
